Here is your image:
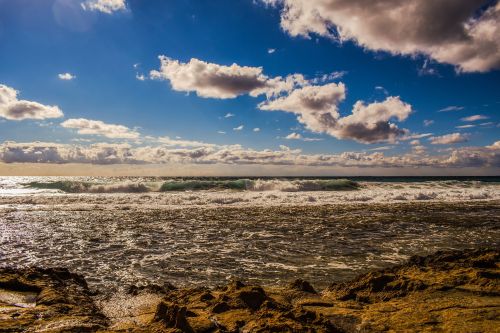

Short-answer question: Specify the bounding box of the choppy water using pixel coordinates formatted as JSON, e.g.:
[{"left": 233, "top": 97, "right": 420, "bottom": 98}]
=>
[{"left": 0, "top": 176, "right": 499, "bottom": 292}]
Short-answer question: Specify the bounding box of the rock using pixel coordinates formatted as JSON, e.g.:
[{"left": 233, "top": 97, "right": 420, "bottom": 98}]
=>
[
  {"left": 127, "top": 282, "right": 176, "bottom": 296},
  {"left": 0, "top": 267, "right": 108, "bottom": 332},
  {"left": 236, "top": 286, "right": 267, "bottom": 310},
  {"left": 211, "top": 301, "right": 230, "bottom": 313},
  {"left": 1, "top": 248, "right": 498, "bottom": 332},
  {"left": 153, "top": 301, "right": 194, "bottom": 332},
  {"left": 289, "top": 278, "right": 317, "bottom": 293}
]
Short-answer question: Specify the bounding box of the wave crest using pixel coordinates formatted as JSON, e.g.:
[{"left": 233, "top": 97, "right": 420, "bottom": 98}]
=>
[{"left": 25, "top": 179, "right": 360, "bottom": 193}]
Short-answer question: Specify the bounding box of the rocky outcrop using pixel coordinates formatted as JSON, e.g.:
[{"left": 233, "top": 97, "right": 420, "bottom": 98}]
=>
[
  {"left": 1, "top": 248, "right": 498, "bottom": 332},
  {"left": 0, "top": 267, "right": 108, "bottom": 332}
]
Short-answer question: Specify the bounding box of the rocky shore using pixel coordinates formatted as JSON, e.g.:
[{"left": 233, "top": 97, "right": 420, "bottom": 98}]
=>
[{"left": 1, "top": 248, "right": 498, "bottom": 332}]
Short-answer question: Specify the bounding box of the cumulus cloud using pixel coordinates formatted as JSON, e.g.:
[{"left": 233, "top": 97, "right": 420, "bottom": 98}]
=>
[
  {"left": 261, "top": 0, "right": 500, "bottom": 72},
  {"left": 333, "top": 97, "right": 412, "bottom": 143},
  {"left": 61, "top": 118, "right": 139, "bottom": 139},
  {"left": 285, "top": 132, "right": 303, "bottom": 140},
  {"left": 81, "top": 0, "right": 127, "bottom": 14},
  {"left": 487, "top": 141, "right": 500, "bottom": 149},
  {"left": 150, "top": 55, "right": 307, "bottom": 99},
  {"left": 461, "top": 114, "right": 489, "bottom": 122},
  {"left": 253, "top": 127, "right": 261, "bottom": 132},
  {"left": 149, "top": 55, "right": 414, "bottom": 144},
  {"left": 224, "top": 113, "right": 235, "bottom": 118},
  {"left": 58, "top": 73, "right": 76, "bottom": 80},
  {"left": 233, "top": 125, "right": 244, "bottom": 131},
  {"left": 260, "top": 83, "right": 412, "bottom": 144},
  {"left": 429, "top": 133, "right": 469, "bottom": 145},
  {"left": 1, "top": 140, "right": 498, "bottom": 168},
  {"left": 259, "top": 82, "right": 345, "bottom": 131},
  {"left": 0, "top": 84, "right": 64, "bottom": 121}
]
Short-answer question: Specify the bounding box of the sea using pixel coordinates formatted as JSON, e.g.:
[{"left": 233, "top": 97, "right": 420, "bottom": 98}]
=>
[{"left": 0, "top": 176, "right": 499, "bottom": 293}]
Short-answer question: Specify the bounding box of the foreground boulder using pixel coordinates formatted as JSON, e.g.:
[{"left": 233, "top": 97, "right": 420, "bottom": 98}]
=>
[
  {"left": 1, "top": 248, "right": 498, "bottom": 332},
  {"left": 322, "top": 248, "right": 500, "bottom": 332},
  {"left": 0, "top": 267, "right": 108, "bottom": 332}
]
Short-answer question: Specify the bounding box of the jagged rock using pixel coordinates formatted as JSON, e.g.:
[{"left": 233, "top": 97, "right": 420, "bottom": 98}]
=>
[
  {"left": 1, "top": 248, "right": 498, "bottom": 332},
  {"left": 0, "top": 267, "right": 108, "bottom": 332},
  {"left": 289, "top": 278, "right": 317, "bottom": 294},
  {"left": 153, "top": 301, "right": 194, "bottom": 332},
  {"left": 127, "top": 282, "right": 176, "bottom": 296}
]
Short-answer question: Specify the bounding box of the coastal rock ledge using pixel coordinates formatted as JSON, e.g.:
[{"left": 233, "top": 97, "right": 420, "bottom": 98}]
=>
[{"left": 1, "top": 248, "right": 499, "bottom": 332}]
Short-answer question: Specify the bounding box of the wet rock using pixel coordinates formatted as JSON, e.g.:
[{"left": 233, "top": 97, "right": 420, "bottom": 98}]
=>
[
  {"left": 1, "top": 248, "right": 498, "bottom": 332},
  {"left": 153, "top": 301, "right": 194, "bottom": 332},
  {"left": 236, "top": 286, "right": 267, "bottom": 310},
  {"left": 211, "top": 301, "right": 230, "bottom": 313},
  {"left": 127, "top": 282, "right": 176, "bottom": 296},
  {"left": 0, "top": 267, "right": 108, "bottom": 332},
  {"left": 289, "top": 278, "right": 317, "bottom": 293}
]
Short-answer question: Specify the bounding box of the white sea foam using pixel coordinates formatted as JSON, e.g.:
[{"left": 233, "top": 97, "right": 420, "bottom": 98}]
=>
[{"left": 0, "top": 177, "right": 498, "bottom": 209}]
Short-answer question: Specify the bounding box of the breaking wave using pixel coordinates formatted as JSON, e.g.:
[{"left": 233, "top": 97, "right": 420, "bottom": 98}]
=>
[
  {"left": 25, "top": 181, "right": 154, "bottom": 193},
  {"left": 25, "top": 179, "right": 360, "bottom": 193}
]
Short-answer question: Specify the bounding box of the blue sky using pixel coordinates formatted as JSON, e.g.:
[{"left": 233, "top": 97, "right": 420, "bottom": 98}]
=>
[{"left": 0, "top": 0, "right": 499, "bottom": 175}]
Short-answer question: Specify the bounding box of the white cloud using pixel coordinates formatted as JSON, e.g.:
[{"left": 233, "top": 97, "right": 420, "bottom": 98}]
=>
[
  {"left": 0, "top": 84, "right": 64, "bottom": 121},
  {"left": 261, "top": 0, "right": 500, "bottom": 72},
  {"left": 402, "top": 133, "right": 433, "bottom": 140},
  {"left": 487, "top": 141, "right": 500, "bottom": 150},
  {"left": 461, "top": 114, "right": 489, "bottom": 122},
  {"left": 285, "top": 132, "right": 303, "bottom": 140},
  {"left": 370, "top": 146, "right": 393, "bottom": 151},
  {"left": 268, "top": 48, "right": 276, "bottom": 54},
  {"left": 374, "top": 86, "right": 388, "bottom": 95},
  {"left": 438, "top": 106, "right": 464, "bottom": 112},
  {"left": 81, "top": 0, "right": 127, "bottom": 14},
  {"left": 423, "top": 119, "right": 434, "bottom": 127},
  {"left": 150, "top": 55, "right": 307, "bottom": 99},
  {"left": 1, "top": 140, "right": 498, "bottom": 169},
  {"left": 61, "top": 118, "right": 140, "bottom": 139},
  {"left": 456, "top": 124, "right": 475, "bottom": 129},
  {"left": 260, "top": 83, "right": 412, "bottom": 144},
  {"left": 410, "top": 140, "right": 420, "bottom": 145},
  {"left": 429, "top": 133, "right": 469, "bottom": 145},
  {"left": 150, "top": 56, "right": 268, "bottom": 99},
  {"left": 136, "top": 74, "right": 146, "bottom": 81},
  {"left": 311, "top": 71, "right": 347, "bottom": 83},
  {"left": 412, "top": 145, "right": 427, "bottom": 155},
  {"left": 259, "top": 82, "right": 346, "bottom": 132},
  {"left": 217, "top": 131, "right": 226, "bottom": 135},
  {"left": 233, "top": 125, "right": 244, "bottom": 131},
  {"left": 285, "top": 132, "right": 323, "bottom": 141},
  {"left": 156, "top": 136, "right": 215, "bottom": 148},
  {"left": 58, "top": 73, "right": 76, "bottom": 80},
  {"left": 253, "top": 127, "right": 261, "bottom": 132},
  {"left": 224, "top": 113, "right": 235, "bottom": 118}
]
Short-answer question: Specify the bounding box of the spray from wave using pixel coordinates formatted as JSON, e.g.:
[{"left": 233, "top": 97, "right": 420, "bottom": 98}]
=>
[
  {"left": 25, "top": 181, "right": 153, "bottom": 193},
  {"left": 25, "top": 179, "right": 360, "bottom": 193}
]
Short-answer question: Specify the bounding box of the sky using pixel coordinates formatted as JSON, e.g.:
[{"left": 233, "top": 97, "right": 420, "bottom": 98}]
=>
[{"left": 0, "top": 0, "right": 499, "bottom": 176}]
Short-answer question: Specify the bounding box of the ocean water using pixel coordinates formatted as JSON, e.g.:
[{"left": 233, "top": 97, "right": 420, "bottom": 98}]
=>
[{"left": 0, "top": 176, "right": 499, "bottom": 292}]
